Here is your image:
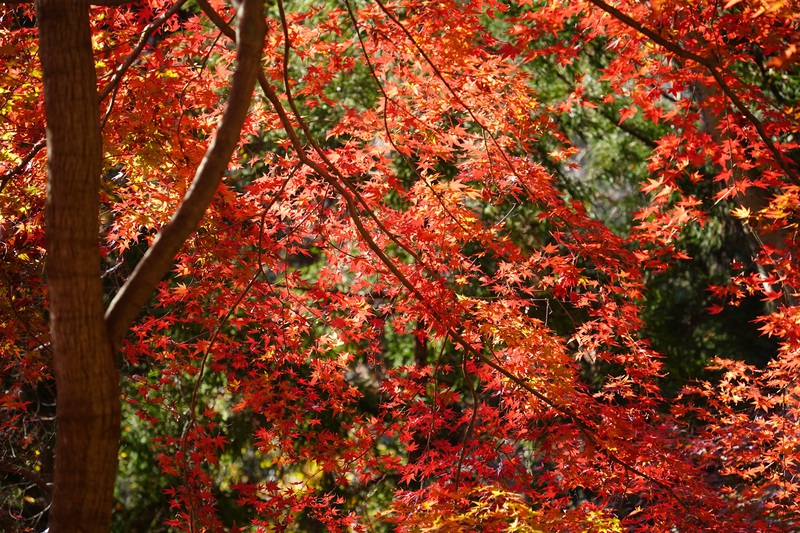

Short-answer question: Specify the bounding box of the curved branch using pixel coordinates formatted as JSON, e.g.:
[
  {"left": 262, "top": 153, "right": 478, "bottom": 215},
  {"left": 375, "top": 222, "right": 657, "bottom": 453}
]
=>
[
  {"left": 0, "top": 459, "right": 52, "bottom": 497},
  {"left": 1, "top": 1, "right": 187, "bottom": 194},
  {"left": 341, "top": 0, "right": 473, "bottom": 237},
  {"left": 196, "top": 0, "right": 235, "bottom": 39},
  {"left": 586, "top": 0, "right": 798, "bottom": 185},
  {"left": 0, "top": 138, "right": 46, "bottom": 196},
  {"left": 98, "top": 0, "right": 190, "bottom": 127},
  {"left": 104, "top": 0, "right": 266, "bottom": 348},
  {"left": 265, "top": 72, "right": 704, "bottom": 519},
  {"left": 197, "top": 1, "right": 700, "bottom": 518}
]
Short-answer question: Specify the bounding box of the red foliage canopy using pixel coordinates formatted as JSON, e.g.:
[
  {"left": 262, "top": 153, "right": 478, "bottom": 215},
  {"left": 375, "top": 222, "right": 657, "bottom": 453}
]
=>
[{"left": 1, "top": 0, "right": 798, "bottom": 531}]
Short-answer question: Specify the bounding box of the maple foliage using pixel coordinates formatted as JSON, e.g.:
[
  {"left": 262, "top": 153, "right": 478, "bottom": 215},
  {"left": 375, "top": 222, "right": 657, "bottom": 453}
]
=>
[{"left": 1, "top": 0, "right": 799, "bottom": 531}]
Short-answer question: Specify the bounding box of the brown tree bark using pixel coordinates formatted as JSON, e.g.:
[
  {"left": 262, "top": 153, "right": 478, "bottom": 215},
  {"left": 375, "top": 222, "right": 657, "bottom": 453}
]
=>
[
  {"left": 35, "top": 0, "right": 266, "bottom": 530},
  {"left": 36, "top": 0, "right": 120, "bottom": 531}
]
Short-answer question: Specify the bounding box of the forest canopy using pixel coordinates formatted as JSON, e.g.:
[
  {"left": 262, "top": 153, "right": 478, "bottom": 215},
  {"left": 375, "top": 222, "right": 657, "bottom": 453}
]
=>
[{"left": 1, "top": 0, "right": 799, "bottom": 531}]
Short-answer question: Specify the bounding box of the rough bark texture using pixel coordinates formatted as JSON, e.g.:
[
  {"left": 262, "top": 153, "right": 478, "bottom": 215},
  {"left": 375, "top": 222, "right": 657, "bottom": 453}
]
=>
[
  {"left": 34, "top": 0, "right": 265, "bottom": 528},
  {"left": 36, "top": 0, "right": 121, "bottom": 531}
]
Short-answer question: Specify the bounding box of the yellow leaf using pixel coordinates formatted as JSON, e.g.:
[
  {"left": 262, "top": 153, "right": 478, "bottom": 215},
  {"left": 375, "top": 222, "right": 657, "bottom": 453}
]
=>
[{"left": 732, "top": 206, "right": 750, "bottom": 219}]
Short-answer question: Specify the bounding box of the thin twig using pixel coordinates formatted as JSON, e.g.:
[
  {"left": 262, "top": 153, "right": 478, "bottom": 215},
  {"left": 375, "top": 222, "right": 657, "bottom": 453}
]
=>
[
  {"left": 99, "top": 0, "right": 190, "bottom": 128},
  {"left": 0, "top": 139, "right": 45, "bottom": 196},
  {"left": 586, "top": 0, "right": 798, "bottom": 185},
  {"left": 275, "top": 0, "right": 429, "bottom": 269},
  {"left": 200, "top": 0, "right": 702, "bottom": 521},
  {"left": 0, "top": 459, "right": 52, "bottom": 497},
  {"left": 341, "top": 0, "right": 473, "bottom": 237},
  {"left": 454, "top": 348, "right": 479, "bottom": 491},
  {"left": 184, "top": 172, "right": 291, "bottom": 431},
  {"left": 371, "top": 0, "right": 533, "bottom": 198}
]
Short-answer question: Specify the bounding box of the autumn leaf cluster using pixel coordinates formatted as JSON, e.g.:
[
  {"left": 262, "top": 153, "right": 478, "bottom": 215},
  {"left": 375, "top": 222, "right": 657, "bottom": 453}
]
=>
[{"left": 1, "top": 0, "right": 799, "bottom": 531}]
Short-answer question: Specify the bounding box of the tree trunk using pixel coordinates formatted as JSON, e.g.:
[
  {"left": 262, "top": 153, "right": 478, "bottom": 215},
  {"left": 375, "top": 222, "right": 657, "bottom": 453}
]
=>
[{"left": 36, "top": 0, "right": 121, "bottom": 531}]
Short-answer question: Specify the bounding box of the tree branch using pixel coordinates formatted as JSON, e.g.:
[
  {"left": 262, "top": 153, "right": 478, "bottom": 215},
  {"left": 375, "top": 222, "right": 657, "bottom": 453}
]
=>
[
  {"left": 99, "top": 0, "right": 189, "bottom": 128},
  {"left": 104, "top": 0, "right": 265, "bottom": 348},
  {"left": 0, "top": 138, "right": 46, "bottom": 196},
  {"left": 1, "top": 1, "right": 186, "bottom": 194},
  {"left": 0, "top": 459, "right": 52, "bottom": 497},
  {"left": 586, "top": 0, "right": 798, "bottom": 185},
  {"left": 195, "top": 0, "right": 235, "bottom": 39},
  {"left": 197, "top": 0, "right": 702, "bottom": 520}
]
